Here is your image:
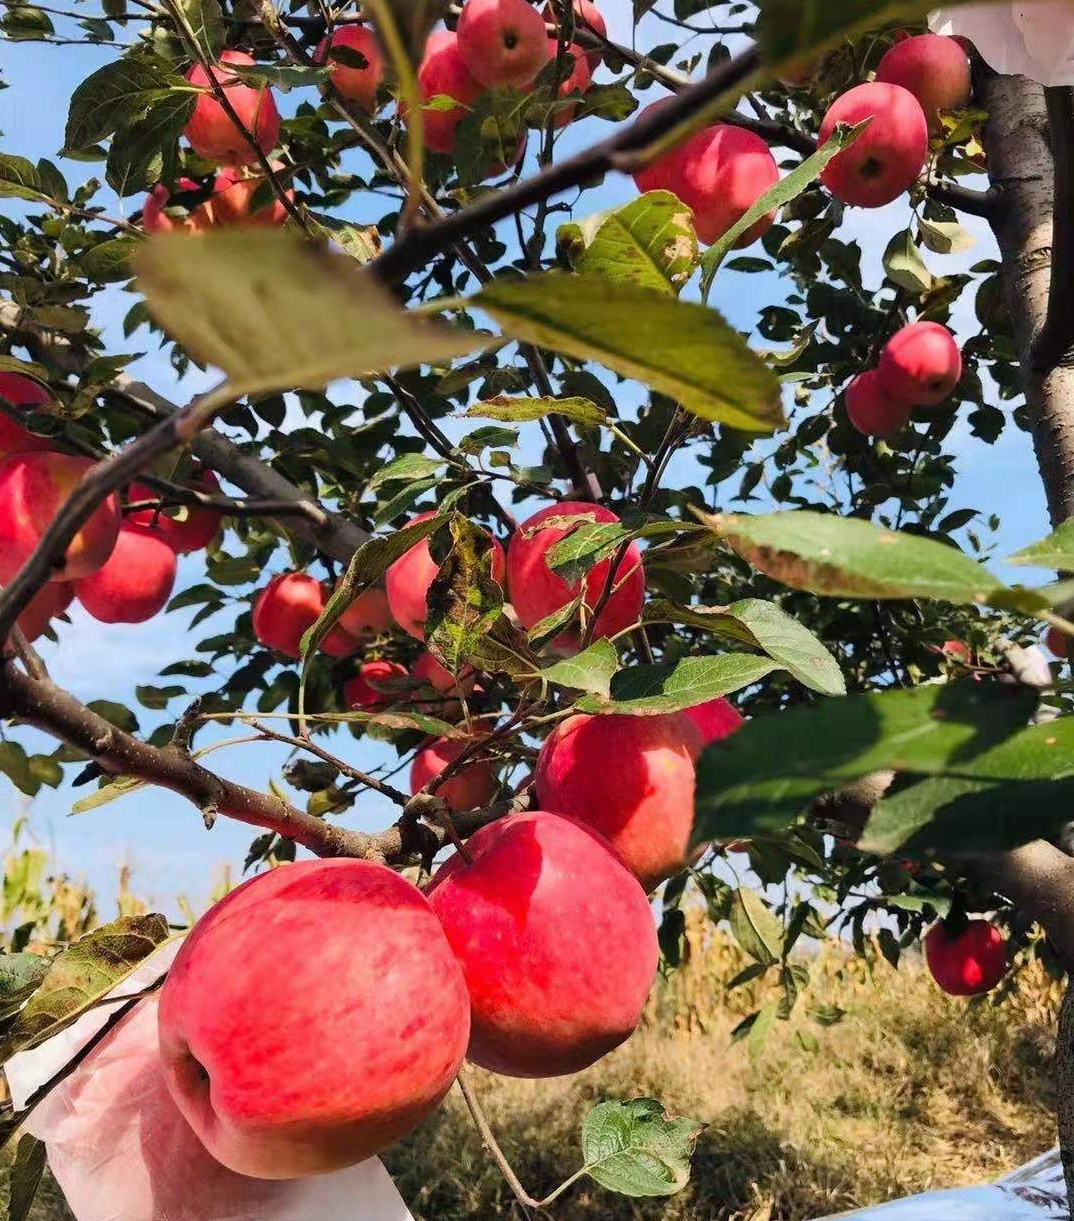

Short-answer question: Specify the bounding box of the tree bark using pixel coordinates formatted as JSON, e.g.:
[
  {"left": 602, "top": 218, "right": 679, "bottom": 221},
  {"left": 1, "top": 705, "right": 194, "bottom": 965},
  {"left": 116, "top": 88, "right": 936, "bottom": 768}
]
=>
[{"left": 981, "top": 70, "right": 1074, "bottom": 1212}]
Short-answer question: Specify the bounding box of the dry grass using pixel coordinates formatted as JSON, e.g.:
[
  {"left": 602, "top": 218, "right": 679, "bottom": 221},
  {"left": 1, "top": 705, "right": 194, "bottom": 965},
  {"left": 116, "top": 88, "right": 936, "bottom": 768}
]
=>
[{"left": 385, "top": 914, "right": 1062, "bottom": 1220}]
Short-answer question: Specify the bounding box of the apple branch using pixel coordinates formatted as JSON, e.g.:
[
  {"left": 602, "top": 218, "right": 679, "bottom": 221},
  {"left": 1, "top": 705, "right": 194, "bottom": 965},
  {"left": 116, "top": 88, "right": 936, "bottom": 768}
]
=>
[{"left": 1032, "top": 87, "right": 1074, "bottom": 375}]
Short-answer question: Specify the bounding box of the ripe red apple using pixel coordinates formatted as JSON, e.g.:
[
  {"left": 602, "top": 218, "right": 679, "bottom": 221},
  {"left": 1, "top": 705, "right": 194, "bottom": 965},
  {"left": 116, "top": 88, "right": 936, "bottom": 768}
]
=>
[
  {"left": 1046, "top": 626, "right": 1072, "bottom": 660},
  {"left": 386, "top": 511, "right": 506, "bottom": 641},
  {"left": 924, "top": 919, "right": 1006, "bottom": 996},
  {"left": 252, "top": 572, "right": 359, "bottom": 659},
  {"left": 343, "top": 659, "right": 408, "bottom": 710},
  {"left": 544, "top": 0, "right": 606, "bottom": 70},
  {"left": 632, "top": 109, "right": 779, "bottom": 247},
  {"left": 547, "top": 40, "right": 592, "bottom": 127},
  {"left": 208, "top": 165, "right": 291, "bottom": 227},
  {"left": 184, "top": 50, "right": 281, "bottom": 166},
  {"left": 411, "top": 732, "right": 498, "bottom": 812},
  {"left": 507, "top": 501, "right": 644, "bottom": 649},
  {"left": 878, "top": 321, "right": 963, "bottom": 406},
  {"left": 141, "top": 178, "right": 209, "bottom": 234},
  {"left": 0, "top": 373, "right": 52, "bottom": 458},
  {"left": 535, "top": 711, "right": 698, "bottom": 890},
  {"left": 159, "top": 859, "right": 471, "bottom": 1178},
  {"left": 426, "top": 810, "right": 658, "bottom": 1077},
  {"left": 75, "top": 526, "right": 177, "bottom": 624},
  {"left": 335, "top": 585, "right": 393, "bottom": 640},
  {"left": 127, "top": 468, "right": 222, "bottom": 555},
  {"left": 942, "top": 638, "right": 973, "bottom": 662},
  {"left": 846, "top": 369, "right": 911, "bottom": 438},
  {"left": 414, "top": 30, "right": 484, "bottom": 155},
  {"left": 819, "top": 82, "right": 929, "bottom": 208},
  {"left": 8, "top": 580, "right": 73, "bottom": 646},
  {"left": 413, "top": 650, "right": 477, "bottom": 696},
  {"left": 457, "top": 0, "right": 551, "bottom": 89},
  {"left": 318, "top": 24, "right": 385, "bottom": 111},
  {"left": 876, "top": 34, "right": 972, "bottom": 129},
  {"left": 0, "top": 453, "right": 120, "bottom": 583},
  {"left": 685, "top": 696, "right": 744, "bottom": 749}
]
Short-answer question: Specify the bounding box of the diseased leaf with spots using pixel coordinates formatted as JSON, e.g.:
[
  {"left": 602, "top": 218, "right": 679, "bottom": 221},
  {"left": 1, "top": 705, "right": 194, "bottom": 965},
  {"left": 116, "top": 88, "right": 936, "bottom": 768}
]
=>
[
  {"left": 0, "top": 914, "right": 171, "bottom": 1059},
  {"left": 0, "top": 954, "right": 49, "bottom": 1022}
]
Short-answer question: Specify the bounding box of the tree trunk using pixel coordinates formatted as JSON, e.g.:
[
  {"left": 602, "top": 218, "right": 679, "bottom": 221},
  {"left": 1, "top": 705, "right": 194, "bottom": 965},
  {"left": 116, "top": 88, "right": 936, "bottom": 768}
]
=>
[{"left": 981, "top": 70, "right": 1074, "bottom": 1213}]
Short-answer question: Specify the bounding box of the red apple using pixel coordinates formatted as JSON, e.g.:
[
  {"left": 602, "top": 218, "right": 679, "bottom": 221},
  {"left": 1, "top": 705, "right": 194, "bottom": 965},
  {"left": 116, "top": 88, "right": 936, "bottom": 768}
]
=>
[
  {"left": 545, "top": 0, "right": 606, "bottom": 70},
  {"left": 318, "top": 24, "right": 385, "bottom": 111},
  {"left": 75, "top": 526, "right": 177, "bottom": 624},
  {"left": 457, "top": 0, "right": 551, "bottom": 89},
  {"left": 0, "top": 453, "right": 120, "bottom": 583},
  {"left": 208, "top": 165, "right": 291, "bottom": 227},
  {"left": 924, "top": 919, "right": 1006, "bottom": 996},
  {"left": 506, "top": 501, "right": 644, "bottom": 649},
  {"left": 386, "top": 511, "right": 506, "bottom": 641},
  {"left": 141, "top": 178, "right": 210, "bottom": 234},
  {"left": 426, "top": 810, "right": 658, "bottom": 1077},
  {"left": 414, "top": 30, "right": 484, "bottom": 155},
  {"left": 343, "top": 659, "right": 408, "bottom": 710},
  {"left": 0, "top": 373, "right": 52, "bottom": 458},
  {"left": 335, "top": 585, "right": 393, "bottom": 640},
  {"left": 127, "top": 468, "right": 222, "bottom": 555},
  {"left": 846, "top": 369, "right": 911, "bottom": 438},
  {"left": 1046, "top": 626, "right": 1072, "bottom": 660},
  {"left": 685, "top": 696, "right": 744, "bottom": 749},
  {"left": 547, "top": 40, "right": 592, "bottom": 127},
  {"left": 878, "top": 321, "right": 963, "bottom": 406},
  {"left": 535, "top": 711, "right": 698, "bottom": 890},
  {"left": 411, "top": 732, "right": 498, "bottom": 812},
  {"left": 252, "top": 572, "right": 359, "bottom": 659},
  {"left": 8, "top": 580, "right": 73, "bottom": 646},
  {"left": 819, "top": 82, "right": 929, "bottom": 208},
  {"left": 632, "top": 109, "right": 779, "bottom": 247},
  {"left": 159, "top": 859, "right": 471, "bottom": 1178},
  {"left": 876, "top": 34, "right": 972, "bottom": 130},
  {"left": 184, "top": 50, "right": 281, "bottom": 166},
  {"left": 413, "top": 650, "right": 476, "bottom": 696}
]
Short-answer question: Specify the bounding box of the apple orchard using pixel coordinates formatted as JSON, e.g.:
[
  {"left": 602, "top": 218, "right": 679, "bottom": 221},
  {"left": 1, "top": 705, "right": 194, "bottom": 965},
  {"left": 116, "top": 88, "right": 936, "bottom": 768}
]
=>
[{"left": 4, "top": 0, "right": 1074, "bottom": 1215}]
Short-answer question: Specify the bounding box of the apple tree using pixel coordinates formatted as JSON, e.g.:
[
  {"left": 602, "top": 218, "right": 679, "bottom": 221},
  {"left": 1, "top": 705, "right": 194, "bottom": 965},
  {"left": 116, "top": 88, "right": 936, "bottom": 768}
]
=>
[{"left": 3, "top": 0, "right": 1074, "bottom": 1215}]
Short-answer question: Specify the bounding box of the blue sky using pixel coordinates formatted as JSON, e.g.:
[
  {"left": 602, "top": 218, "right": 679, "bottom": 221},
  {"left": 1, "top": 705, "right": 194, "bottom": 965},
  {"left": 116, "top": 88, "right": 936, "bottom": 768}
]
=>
[{"left": 0, "top": 3, "right": 1052, "bottom": 916}]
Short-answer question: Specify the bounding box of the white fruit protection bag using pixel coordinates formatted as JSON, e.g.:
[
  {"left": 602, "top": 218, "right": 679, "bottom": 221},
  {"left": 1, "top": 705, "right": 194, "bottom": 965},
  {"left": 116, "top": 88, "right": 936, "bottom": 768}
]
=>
[
  {"left": 5, "top": 942, "right": 414, "bottom": 1221},
  {"left": 930, "top": 3, "right": 1074, "bottom": 85}
]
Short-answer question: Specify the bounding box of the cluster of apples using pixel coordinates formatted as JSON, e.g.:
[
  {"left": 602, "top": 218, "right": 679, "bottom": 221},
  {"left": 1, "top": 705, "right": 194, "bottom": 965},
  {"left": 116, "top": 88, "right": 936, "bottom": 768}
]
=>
[
  {"left": 845, "top": 320, "right": 963, "bottom": 437},
  {"left": 0, "top": 373, "right": 223, "bottom": 646}
]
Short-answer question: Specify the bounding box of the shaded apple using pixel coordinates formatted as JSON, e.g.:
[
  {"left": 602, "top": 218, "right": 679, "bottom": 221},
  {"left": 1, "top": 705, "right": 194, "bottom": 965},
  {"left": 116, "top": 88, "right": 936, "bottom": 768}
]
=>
[
  {"left": 75, "top": 526, "right": 178, "bottom": 624},
  {"left": 7, "top": 579, "right": 73, "bottom": 647},
  {"left": 343, "top": 659, "right": 408, "bottom": 710},
  {"left": 878, "top": 321, "right": 963, "bottom": 406},
  {"left": 925, "top": 919, "right": 1006, "bottom": 996},
  {"left": 546, "top": 40, "right": 592, "bottom": 128},
  {"left": 426, "top": 811, "right": 658, "bottom": 1077},
  {"left": 318, "top": 24, "right": 384, "bottom": 111},
  {"left": 0, "top": 452, "right": 121, "bottom": 583},
  {"left": 159, "top": 859, "right": 471, "bottom": 1178},
  {"left": 535, "top": 711, "right": 698, "bottom": 890},
  {"left": 126, "top": 467, "right": 222, "bottom": 555},
  {"left": 846, "top": 369, "right": 911, "bottom": 438},
  {"left": 413, "top": 30, "right": 484, "bottom": 155},
  {"left": 252, "top": 572, "right": 359, "bottom": 659},
  {"left": 335, "top": 585, "right": 393, "bottom": 640},
  {"left": 0, "top": 373, "right": 53, "bottom": 458},
  {"left": 410, "top": 732, "right": 498, "bottom": 812}
]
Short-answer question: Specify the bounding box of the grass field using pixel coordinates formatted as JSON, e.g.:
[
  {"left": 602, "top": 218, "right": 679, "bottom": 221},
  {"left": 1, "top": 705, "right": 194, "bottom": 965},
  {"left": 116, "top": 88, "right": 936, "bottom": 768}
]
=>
[{"left": 385, "top": 914, "right": 1062, "bottom": 1220}]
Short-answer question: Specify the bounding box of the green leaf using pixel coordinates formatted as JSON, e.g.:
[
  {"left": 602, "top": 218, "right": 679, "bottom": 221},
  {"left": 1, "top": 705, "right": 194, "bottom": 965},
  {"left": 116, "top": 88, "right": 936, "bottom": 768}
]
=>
[
  {"left": 6, "top": 1134, "right": 45, "bottom": 1221},
  {"left": 540, "top": 639, "right": 619, "bottom": 697},
  {"left": 367, "top": 452, "right": 446, "bottom": 491},
  {"left": 106, "top": 91, "right": 194, "bottom": 197},
  {"left": 0, "top": 155, "right": 49, "bottom": 203},
  {"left": 0, "top": 744, "right": 35, "bottom": 797},
  {"left": 80, "top": 237, "right": 138, "bottom": 283},
  {"left": 425, "top": 513, "right": 524, "bottom": 678},
  {"left": 132, "top": 230, "right": 482, "bottom": 399},
  {"left": 473, "top": 273, "right": 784, "bottom": 433},
  {"left": 70, "top": 774, "right": 148, "bottom": 814},
  {"left": 0, "top": 954, "right": 48, "bottom": 1022},
  {"left": 85, "top": 699, "right": 139, "bottom": 733},
  {"left": 700, "top": 510, "right": 1032, "bottom": 608},
  {"left": 700, "top": 121, "right": 866, "bottom": 295},
  {"left": 65, "top": 56, "right": 188, "bottom": 152},
  {"left": 692, "top": 683, "right": 1039, "bottom": 845},
  {"left": 1008, "top": 518, "right": 1074, "bottom": 570},
  {"left": 558, "top": 191, "right": 700, "bottom": 296},
  {"left": 176, "top": 0, "right": 224, "bottom": 57},
  {"left": 882, "top": 229, "right": 933, "bottom": 294},
  {"left": 547, "top": 519, "right": 629, "bottom": 584},
  {"left": 0, "top": 914, "right": 171, "bottom": 1059},
  {"left": 581, "top": 1099, "right": 704, "bottom": 1198},
  {"left": 728, "top": 887, "right": 782, "bottom": 966},
  {"left": 644, "top": 598, "right": 845, "bottom": 696},
  {"left": 576, "top": 654, "right": 777, "bottom": 716},
  {"left": 918, "top": 218, "right": 976, "bottom": 256},
  {"left": 1, "top": 6, "right": 54, "bottom": 40},
  {"left": 467, "top": 395, "right": 608, "bottom": 427},
  {"left": 135, "top": 684, "right": 185, "bottom": 710}
]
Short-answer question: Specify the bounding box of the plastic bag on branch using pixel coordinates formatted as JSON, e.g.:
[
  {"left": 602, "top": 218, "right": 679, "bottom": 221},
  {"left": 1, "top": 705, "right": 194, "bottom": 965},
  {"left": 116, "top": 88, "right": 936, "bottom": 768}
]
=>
[
  {"left": 6, "top": 944, "right": 413, "bottom": 1221},
  {"left": 930, "top": 4, "right": 1074, "bottom": 85}
]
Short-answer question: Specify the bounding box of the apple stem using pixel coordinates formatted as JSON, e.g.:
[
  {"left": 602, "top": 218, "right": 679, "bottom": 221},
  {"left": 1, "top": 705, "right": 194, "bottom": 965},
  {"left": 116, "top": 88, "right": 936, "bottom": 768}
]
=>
[{"left": 456, "top": 1069, "right": 542, "bottom": 1215}]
